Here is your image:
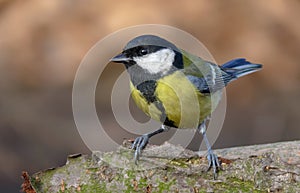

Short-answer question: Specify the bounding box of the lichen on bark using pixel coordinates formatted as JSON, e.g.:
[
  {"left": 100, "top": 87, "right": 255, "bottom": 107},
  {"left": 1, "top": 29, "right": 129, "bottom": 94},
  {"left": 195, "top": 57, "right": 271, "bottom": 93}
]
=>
[{"left": 23, "top": 141, "right": 300, "bottom": 193}]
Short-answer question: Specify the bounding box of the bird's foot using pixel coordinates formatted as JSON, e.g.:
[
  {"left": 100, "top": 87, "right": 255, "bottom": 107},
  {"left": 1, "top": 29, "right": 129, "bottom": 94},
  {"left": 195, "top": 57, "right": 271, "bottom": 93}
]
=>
[
  {"left": 206, "top": 149, "right": 221, "bottom": 179},
  {"left": 131, "top": 134, "right": 149, "bottom": 164}
]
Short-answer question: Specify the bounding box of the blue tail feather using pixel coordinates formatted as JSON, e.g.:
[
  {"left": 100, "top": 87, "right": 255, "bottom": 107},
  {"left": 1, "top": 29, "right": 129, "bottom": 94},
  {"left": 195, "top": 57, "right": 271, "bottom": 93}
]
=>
[{"left": 221, "top": 58, "right": 262, "bottom": 78}]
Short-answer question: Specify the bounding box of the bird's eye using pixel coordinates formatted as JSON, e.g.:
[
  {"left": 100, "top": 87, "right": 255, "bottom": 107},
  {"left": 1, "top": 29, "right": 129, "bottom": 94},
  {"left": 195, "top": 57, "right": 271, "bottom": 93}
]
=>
[{"left": 139, "top": 48, "right": 148, "bottom": 56}]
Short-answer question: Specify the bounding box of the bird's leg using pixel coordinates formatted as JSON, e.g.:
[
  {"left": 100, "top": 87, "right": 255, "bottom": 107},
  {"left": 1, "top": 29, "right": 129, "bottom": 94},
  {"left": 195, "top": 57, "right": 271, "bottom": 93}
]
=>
[
  {"left": 132, "top": 125, "right": 170, "bottom": 164},
  {"left": 198, "top": 118, "right": 221, "bottom": 179}
]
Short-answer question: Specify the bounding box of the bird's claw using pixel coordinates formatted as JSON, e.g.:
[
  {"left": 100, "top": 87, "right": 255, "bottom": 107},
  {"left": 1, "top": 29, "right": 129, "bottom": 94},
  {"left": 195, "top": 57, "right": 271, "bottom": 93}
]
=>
[
  {"left": 206, "top": 149, "right": 221, "bottom": 179},
  {"left": 131, "top": 135, "right": 149, "bottom": 164}
]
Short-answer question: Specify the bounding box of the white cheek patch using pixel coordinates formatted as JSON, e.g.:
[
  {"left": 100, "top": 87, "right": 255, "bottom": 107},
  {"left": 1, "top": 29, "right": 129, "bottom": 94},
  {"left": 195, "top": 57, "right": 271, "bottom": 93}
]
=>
[{"left": 133, "top": 49, "right": 175, "bottom": 75}]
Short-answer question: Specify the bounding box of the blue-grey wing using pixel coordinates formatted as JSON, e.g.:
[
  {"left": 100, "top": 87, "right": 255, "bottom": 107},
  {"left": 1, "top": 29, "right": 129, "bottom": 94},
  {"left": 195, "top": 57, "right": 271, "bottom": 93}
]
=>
[
  {"left": 186, "top": 75, "right": 210, "bottom": 93},
  {"left": 186, "top": 71, "right": 234, "bottom": 93}
]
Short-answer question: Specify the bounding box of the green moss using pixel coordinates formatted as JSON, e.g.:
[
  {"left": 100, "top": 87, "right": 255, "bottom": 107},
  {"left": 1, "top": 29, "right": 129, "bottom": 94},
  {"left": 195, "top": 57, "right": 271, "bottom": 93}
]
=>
[
  {"left": 168, "top": 157, "right": 202, "bottom": 168},
  {"left": 138, "top": 176, "right": 150, "bottom": 190},
  {"left": 213, "top": 177, "right": 265, "bottom": 193},
  {"left": 80, "top": 182, "right": 111, "bottom": 193},
  {"left": 186, "top": 177, "right": 196, "bottom": 187},
  {"left": 30, "top": 143, "right": 300, "bottom": 192},
  {"left": 31, "top": 168, "right": 58, "bottom": 192},
  {"left": 30, "top": 175, "right": 42, "bottom": 192},
  {"left": 156, "top": 178, "right": 175, "bottom": 193},
  {"left": 169, "top": 159, "right": 189, "bottom": 168},
  {"left": 124, "top": 170, "right": 138, "bottom": 192}
]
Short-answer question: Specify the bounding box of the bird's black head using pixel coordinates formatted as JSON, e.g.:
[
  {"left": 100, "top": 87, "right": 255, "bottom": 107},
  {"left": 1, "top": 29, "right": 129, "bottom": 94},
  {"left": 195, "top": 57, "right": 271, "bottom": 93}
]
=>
[{"left": 111, "top": 35, "right": 183, "bottom": 75}]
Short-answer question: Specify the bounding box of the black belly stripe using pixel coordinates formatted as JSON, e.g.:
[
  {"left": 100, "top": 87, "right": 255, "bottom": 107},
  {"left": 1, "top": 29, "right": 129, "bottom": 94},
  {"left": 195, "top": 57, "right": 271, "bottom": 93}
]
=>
[
  {"left": 136, "top": 80, "right": 157, "bottom": 103},
  {"left": 136, "top": 80, "right": 176, "bottom": 128}
]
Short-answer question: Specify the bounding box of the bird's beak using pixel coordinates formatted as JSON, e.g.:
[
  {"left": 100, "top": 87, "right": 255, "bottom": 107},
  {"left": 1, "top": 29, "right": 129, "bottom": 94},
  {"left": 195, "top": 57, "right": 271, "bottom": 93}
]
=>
[{"left": 110, "top": 53, "right": 130, "bottom": 63}]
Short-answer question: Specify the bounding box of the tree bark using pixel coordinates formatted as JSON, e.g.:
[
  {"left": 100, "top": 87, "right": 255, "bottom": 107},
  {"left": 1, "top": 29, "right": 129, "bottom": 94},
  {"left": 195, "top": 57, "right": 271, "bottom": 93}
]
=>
[{"left": 22, "top": 140, "right": 300, "bottom": 193}]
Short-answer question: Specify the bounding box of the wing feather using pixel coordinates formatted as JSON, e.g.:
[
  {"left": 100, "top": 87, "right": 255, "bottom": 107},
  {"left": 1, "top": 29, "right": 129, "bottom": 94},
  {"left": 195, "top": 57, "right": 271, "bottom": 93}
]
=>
[{"left": 180, "top": 50, "right": 233, "bottom": 93}]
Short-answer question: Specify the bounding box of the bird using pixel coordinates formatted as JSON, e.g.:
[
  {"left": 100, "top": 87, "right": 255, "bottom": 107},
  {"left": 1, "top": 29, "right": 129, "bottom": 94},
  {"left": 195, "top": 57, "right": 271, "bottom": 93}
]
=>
[{"left": 110, "top": 34, "right": 262, "bottom": 178}]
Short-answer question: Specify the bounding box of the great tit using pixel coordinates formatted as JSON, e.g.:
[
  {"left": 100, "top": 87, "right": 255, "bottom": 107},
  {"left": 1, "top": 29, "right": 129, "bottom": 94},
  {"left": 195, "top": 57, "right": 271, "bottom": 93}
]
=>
[{"left": 111, "top": 35, "right": 262, "bottom": 178}]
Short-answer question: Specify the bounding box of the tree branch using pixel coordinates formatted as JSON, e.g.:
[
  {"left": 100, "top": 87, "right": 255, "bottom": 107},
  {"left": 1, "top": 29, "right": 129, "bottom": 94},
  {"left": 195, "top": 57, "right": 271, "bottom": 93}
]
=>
[{"left": 22, "top": 140, "right": 300, "bottom": 192}]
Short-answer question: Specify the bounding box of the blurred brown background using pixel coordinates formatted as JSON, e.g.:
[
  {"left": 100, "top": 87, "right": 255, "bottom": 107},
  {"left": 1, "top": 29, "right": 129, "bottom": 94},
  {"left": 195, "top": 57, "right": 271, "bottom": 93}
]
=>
[{"left": 1, "top": 0, "right": 300, "bottom": 192}]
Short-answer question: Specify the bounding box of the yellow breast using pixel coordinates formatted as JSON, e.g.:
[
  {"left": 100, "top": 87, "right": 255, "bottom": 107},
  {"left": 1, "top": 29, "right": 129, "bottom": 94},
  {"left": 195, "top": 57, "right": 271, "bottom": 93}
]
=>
[{"left": 130, "top": 71, "right": 221, "bottom": 129}]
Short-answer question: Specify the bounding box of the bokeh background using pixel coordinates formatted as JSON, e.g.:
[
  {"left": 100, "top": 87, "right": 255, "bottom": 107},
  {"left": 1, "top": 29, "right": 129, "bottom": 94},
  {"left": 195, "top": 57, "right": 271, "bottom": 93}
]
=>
[{"left": 1, "top": 0, "right": 300, "bottom": 192}]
